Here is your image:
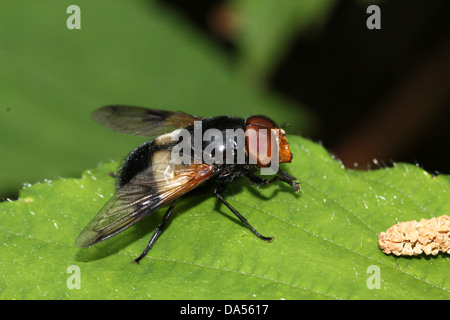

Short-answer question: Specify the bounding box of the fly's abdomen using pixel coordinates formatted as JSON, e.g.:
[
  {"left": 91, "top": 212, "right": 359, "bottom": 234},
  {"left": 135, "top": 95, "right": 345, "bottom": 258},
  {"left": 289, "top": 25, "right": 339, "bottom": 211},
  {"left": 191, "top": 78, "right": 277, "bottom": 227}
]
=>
[{"left": 118, "top": 140, "right": 154, "bottom": 187}]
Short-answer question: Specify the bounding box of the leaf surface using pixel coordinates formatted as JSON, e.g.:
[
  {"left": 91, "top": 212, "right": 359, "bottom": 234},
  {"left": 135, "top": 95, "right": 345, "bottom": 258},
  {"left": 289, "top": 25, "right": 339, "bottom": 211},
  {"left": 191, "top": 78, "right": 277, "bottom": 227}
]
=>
[{"left": 1, "top": 136, "right": 448, "bottom": 299}]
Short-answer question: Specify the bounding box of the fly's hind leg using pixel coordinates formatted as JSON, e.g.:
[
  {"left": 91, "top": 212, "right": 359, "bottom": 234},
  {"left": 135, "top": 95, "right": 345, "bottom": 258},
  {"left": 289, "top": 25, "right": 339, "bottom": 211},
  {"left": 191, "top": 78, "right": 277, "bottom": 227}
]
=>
[{"left": 133, "top": 200, "right": 177, "bottom": 264}]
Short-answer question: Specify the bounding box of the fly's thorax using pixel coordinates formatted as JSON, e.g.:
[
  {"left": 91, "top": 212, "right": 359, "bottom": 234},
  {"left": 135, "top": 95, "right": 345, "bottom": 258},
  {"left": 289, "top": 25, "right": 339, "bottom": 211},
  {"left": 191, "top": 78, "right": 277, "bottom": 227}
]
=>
[
  {"left": 166, "top": 115, "right": 292, "bottom": 176},
  {"left": 169, "top": 117, "right": 247, "bottom": 166}
]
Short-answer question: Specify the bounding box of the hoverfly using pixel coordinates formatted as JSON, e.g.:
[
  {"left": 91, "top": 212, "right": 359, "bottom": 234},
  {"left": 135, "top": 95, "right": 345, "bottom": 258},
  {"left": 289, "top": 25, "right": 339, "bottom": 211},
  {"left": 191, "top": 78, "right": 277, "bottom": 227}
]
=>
[{"left": 75, "top": 106, "right": 300, "bottom": 263}]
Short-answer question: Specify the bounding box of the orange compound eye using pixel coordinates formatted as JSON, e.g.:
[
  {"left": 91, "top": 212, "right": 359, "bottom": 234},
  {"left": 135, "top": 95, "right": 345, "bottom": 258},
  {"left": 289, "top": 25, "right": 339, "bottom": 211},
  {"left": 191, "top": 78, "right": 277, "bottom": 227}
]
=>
[
  {"left": 245, "top": 116, "right": 293, "bottom": 167},
  {"left": 245, "top": 115, "right": 276, "bottom": 130},
  {"left": 245, "top": 116, "right": 276, "bottom": 167}
]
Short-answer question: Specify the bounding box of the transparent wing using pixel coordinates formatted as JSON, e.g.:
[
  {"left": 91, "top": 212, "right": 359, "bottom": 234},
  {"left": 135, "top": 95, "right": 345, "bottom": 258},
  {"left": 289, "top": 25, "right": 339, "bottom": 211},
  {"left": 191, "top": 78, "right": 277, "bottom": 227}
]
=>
[
  {"left": 75, "top": 157, "right": 218, "bottom": 247},
  {"left": 91, "top": 105, "right": 202, "bottom": 138}
]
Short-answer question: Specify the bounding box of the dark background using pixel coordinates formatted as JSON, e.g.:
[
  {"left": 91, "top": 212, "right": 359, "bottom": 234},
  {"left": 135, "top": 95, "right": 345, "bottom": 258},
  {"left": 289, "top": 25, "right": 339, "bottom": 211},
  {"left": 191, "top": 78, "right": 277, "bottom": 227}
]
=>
[{"left": 158, "top": 0, "right": 450, "bottom": 174}]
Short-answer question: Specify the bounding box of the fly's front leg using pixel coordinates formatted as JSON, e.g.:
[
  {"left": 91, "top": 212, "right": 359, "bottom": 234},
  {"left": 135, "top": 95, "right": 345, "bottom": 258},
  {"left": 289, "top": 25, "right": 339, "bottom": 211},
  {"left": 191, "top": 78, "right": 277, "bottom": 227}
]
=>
[
  {"left": 132, "top": 200, "right": 177, "bottom": 264},
  {"left": 246, "top": 169, "right": 301, "bottom": 192},
  {"left": 272, "top": 169, "right": 301, "bottom": 192}
]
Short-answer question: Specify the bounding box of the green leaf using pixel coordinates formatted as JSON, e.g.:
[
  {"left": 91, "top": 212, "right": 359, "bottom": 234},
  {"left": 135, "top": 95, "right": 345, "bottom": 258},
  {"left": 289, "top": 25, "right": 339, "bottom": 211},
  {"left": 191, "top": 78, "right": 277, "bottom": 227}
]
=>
[
  {"left": 234, "top": 0, "right": 338, "bottom": 79},
  {"left": 1, "top": 136, "right": 448, "bottom": 299}
]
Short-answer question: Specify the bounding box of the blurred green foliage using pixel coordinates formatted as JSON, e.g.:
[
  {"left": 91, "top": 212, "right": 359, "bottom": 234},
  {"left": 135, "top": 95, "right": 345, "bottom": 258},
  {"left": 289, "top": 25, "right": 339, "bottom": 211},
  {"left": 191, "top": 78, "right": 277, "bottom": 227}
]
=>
[
  {"left": 234, "top": 0, "right": 338, "bottom": 79},
  {"left": 0, "top": 0, "right": 329, "bottom": 197}
]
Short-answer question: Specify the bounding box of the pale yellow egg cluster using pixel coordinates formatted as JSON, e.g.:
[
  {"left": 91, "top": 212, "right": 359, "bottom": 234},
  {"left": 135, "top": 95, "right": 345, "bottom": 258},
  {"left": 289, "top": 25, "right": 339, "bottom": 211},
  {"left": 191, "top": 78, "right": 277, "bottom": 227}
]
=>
[{"left": 378, "top": 215, "right": 450, "bottom": 256}]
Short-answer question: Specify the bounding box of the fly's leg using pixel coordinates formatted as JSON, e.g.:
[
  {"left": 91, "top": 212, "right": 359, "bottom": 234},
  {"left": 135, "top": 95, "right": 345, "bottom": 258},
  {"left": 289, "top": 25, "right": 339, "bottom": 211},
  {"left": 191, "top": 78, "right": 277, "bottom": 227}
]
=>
[
  {"left": 246, "top": 169, "right": 301, "bottom": 192},
  {"left": 270, "top": 169, "right": 301, "bottom": 192},
  {"left": 214, "top": 187, "right": 273, "bottom": 242},
  {"left": 132, "top": 200, "right": 177, "bottom": 264}
]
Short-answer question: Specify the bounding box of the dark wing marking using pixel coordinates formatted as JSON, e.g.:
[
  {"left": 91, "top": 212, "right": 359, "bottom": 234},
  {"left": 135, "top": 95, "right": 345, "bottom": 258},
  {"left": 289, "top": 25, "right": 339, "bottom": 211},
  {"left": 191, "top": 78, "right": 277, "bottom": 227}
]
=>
[
  {"left": 91, "top": 105, "right": 203, "bottom": 138},
  {"left": 75, "top": 159, "right": 218, "bottom": 247}
]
